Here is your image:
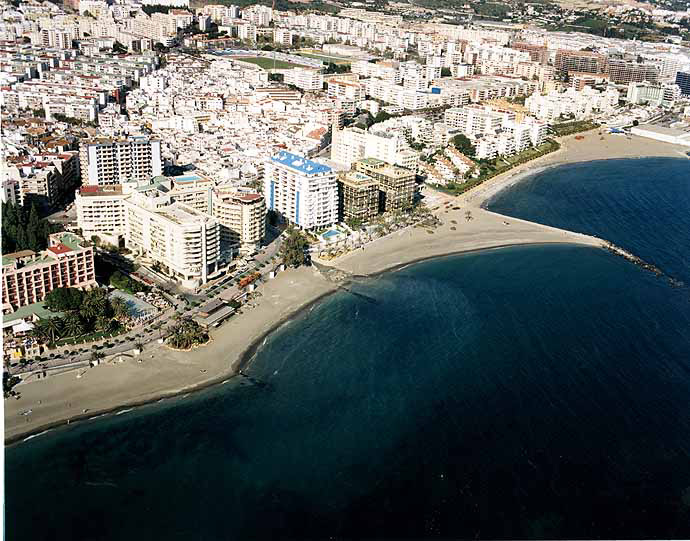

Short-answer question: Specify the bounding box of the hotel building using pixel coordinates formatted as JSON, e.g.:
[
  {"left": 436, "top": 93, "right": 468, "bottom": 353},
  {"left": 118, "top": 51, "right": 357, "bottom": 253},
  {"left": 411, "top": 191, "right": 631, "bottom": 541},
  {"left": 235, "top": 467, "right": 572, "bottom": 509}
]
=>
[
  {"left": 212, "top": 187, "right": 267, "bottom": 255},
  {"left": 264, "top": 152, "right": 338, "bottom": 230},
  {"left": 124, "top": 184, "right": 220, "bottom": 288},
  {"left": 2, "top": 232, "right": 97, "bottom": 311}
]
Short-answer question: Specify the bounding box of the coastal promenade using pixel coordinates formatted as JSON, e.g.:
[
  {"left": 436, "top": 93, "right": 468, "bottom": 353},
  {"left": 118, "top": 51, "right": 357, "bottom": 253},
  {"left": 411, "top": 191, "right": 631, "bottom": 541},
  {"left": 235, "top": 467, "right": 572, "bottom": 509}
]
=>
[{"left": 5, "top": 132, "right": 687, "bottom": 443}]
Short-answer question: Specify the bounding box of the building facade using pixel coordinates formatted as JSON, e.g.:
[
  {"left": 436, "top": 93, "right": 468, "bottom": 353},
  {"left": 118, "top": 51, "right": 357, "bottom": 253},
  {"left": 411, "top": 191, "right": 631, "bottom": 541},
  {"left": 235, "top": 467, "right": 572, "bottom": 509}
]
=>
[
  {"left": 353, "top": 158, "right": 416, "bottom": 212},
  {"left": 212, "top": 188, "right": 266, "bottom": 255},
  {"left": 338, "top": 171, "right": 379, "bottom": 223},
  {"left": 80, "top": 137, "right": 162, "bottom": 185},
  {"left": 2, "top": 232, "right": 96, "bottom": 310},
  {"left": 264, "top": 151, "right": 338, "bottom": 230}
]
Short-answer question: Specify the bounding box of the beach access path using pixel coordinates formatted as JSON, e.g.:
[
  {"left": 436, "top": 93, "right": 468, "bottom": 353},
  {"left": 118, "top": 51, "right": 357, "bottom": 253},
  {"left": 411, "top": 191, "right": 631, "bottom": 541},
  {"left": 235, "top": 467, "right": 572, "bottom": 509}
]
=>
[{"left": 5, "top": 131, "right": 687, "bottom": 443}]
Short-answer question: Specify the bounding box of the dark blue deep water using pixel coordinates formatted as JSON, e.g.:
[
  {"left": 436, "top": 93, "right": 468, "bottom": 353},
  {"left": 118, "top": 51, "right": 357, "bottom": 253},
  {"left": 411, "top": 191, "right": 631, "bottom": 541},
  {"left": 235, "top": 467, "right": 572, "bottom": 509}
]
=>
[{"left": 6, "top": 158, "right": 690, "bottom": 539}]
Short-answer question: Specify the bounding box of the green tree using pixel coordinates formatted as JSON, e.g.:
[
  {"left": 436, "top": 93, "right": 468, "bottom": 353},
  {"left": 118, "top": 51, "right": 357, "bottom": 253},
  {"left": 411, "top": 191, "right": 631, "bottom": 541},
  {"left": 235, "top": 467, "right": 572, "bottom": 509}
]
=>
[
  {"left": 44, "top": 287, "right": 84, "bottom": 312},
  {"left": 1, "top": 201, "right": 55, "bottom": 253},
  {"left": 62, "top": 313, "right": 84, "bottom": 337},
  {"left": 167, "top": 318, "right": 209, "bottom": 350},
  {"left": 110, "top": 297, "right": 129, "bottom": 319},
  {"left": 452, "top": 134, "right": 476, "bottom": 158},
  {"left": 279, "top": 227, "right": 310, "bottom": 267},
  {"left": 81, "top": 288, "right": 110, "bottom": 320},
  {"left": 440, "top": 67, "right": 452, "bottom": 77},
  {"left": 38, "top": 317, "right": 62, "bottom": 343}
]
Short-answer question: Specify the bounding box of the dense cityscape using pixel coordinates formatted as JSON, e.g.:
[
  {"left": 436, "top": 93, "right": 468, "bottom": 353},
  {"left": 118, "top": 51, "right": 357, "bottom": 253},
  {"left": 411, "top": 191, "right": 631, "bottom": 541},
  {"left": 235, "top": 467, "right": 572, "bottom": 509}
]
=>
[{"left": 2, "top": 0, "right": 690, "bottom": 535}]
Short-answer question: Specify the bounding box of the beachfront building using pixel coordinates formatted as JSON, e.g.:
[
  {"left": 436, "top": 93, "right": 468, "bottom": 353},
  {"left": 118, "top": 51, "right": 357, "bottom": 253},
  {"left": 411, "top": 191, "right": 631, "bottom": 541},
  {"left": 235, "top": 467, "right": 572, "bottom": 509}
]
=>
[
  {"left": 79, "top": 136, "right": 162, "bottom": 186},
  {"left": 123, "top": 184, "right": 220, "bottom": 288},
  {"left": 353, "top": 158, "right": 417, "bottom": 212},
  {"left": 212, "top": 187, "right": 266, "bottom": 255},
  {"left": 525, "top": 86, "right": 619, "bottom": 122},
  {"left": 2, "top": 232, "right": 96, "bottom": 311},
  {"left": 626, "top": 81, "right": 681, "bottom": 108},
  {"left": 264, "top": 152, "right": 338, "bottom": 230},
  {"left": 331, "top": 126, "right": 419, "bottom": 171},
  {"left": 337, "top": 171, "right": 380, "bottom": 223}
]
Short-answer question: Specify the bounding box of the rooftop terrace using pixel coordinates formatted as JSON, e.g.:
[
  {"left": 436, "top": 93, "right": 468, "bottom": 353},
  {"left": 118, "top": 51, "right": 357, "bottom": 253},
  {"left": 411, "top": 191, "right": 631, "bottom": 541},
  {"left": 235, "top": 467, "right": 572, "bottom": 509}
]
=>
[{"left": 271, "top": 151, "right": 332, "bottom": 175}]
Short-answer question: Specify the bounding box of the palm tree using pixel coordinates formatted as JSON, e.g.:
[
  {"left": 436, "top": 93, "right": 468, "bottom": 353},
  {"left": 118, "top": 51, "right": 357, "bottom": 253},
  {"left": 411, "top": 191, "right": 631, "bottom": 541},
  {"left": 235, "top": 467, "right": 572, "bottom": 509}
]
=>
[
  {"left": 29, "top": 324, "right": 49, "bottom": 344},
  {"left": 110, "top": 297, "right": 129, "bottom": 319},
  {"left": 41, "top": 317, "right": 62, "bottom": 343},
  {"left": 90, "top": 351, "right": 105, "bottom": 364},
  {"left": 62, "top": 314, "right": 84, "bottom": 338},
  {"left": 81, "top": 288, "right": 108, "bottom": 319},
  {"left": 465, "top": 210, "right": 473, "bottom": 222},
  {"left": 96, "top": 315, "right": 113, "bottom": 332}
]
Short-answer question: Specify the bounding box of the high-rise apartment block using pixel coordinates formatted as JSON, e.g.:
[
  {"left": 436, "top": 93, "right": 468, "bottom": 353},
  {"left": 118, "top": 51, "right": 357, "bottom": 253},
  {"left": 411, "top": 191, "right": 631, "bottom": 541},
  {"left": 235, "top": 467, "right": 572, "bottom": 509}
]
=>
[
  {"left": 80, "top": 137, "right": 162, "bottom": 186},
  {"left": 337, "top": 172, "right": 380, "bottom": 223},
  {"left": 264, "top": 152, "right": 338, "bottom": 230},
  {"left": 676, "top": 71, "right": 690, "bottom": 96},
  {"left": 607, "top": 59, "right": 659, "bottom": 85},
  {"left": 353, "top": 158, "right": 416, "bottom": 212},
  {"left": 554, "top": 49, "right": 608, "bottom": 75},
  {"left": 212, "top": 188, "right": 267, "bottom": 255}
]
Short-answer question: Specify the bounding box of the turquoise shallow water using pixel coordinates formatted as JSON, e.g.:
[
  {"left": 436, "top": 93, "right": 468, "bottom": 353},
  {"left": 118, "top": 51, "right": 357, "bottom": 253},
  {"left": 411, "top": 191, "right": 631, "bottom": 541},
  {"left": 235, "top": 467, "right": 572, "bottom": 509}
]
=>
[{"left": 6, "top": 158, "right": 690, "bottom": 539}]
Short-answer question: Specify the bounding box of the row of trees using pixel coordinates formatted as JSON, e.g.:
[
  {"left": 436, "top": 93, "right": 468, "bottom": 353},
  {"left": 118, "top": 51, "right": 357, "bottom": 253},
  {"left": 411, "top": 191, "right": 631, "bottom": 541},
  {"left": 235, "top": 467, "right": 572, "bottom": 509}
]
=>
[
  {"left": 35, "top": 287, "right": 129, "bottom": 344},
  {"left": 2, "top": 202, "right": 56, "bottom": 254}
]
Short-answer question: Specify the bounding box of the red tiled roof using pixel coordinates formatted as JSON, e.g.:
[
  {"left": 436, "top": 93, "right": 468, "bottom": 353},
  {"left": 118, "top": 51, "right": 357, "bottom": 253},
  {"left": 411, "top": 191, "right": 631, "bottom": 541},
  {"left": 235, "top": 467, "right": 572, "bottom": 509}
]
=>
[{"left": 47, "top": 243, "right": 71, "bottom": 255}]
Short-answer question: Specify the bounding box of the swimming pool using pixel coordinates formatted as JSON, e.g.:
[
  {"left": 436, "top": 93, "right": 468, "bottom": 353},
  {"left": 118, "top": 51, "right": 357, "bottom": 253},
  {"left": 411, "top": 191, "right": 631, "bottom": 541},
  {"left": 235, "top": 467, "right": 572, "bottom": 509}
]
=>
[{"left": 322, "top": 229, "right": 341, "bottom": 239}]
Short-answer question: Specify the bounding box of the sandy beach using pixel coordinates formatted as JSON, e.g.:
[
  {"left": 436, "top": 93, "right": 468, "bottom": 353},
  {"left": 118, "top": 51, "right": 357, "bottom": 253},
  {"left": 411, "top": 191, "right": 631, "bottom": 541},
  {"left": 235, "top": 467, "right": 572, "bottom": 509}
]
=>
[
  {"left": 5, "top": 131, "right": 687, "bottom": 443},
  {"left": 462, "top": 130, "right": 688, "bottom": 207},
  {"left": 5, "top": 267, "right": 337, "bottom": 442}
]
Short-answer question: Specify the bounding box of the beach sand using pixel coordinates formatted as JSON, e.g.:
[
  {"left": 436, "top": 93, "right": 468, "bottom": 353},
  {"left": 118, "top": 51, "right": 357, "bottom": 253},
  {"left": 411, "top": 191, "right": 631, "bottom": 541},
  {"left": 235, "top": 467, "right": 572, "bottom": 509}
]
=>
[
  {"left": 5, "top": 267, "right": 337, "bottom": 442},
  {"left": 5, "top": 132, "right": 686, "bottom": 442}
]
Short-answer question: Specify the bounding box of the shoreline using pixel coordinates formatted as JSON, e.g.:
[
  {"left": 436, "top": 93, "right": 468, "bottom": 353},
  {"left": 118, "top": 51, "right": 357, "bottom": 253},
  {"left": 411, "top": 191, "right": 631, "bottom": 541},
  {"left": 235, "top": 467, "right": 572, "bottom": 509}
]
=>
[{"left": 6, "top": 132, "right": 688, "bottom": 444}]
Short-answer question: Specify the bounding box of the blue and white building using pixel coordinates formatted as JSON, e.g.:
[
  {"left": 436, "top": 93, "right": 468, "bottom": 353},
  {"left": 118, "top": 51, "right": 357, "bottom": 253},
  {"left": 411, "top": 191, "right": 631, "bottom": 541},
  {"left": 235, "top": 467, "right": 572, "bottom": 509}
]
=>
[{"left": 264, "top": 152, "right": 338, "bottom": 230}]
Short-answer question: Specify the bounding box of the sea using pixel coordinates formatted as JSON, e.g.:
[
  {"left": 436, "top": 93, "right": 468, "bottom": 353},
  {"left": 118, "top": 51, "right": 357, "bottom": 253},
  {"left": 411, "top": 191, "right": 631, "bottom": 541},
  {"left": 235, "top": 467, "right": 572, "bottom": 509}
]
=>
[{"left": 6, "top": 157, "right": 690, "bottom": 540}]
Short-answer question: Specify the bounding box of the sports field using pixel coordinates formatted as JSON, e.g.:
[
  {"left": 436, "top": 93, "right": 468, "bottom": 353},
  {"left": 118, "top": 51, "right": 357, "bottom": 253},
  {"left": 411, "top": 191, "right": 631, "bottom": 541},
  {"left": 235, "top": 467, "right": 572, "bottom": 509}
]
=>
[
  {"left": 297, "top": 52, "right": 352, "bottom": 65},
  {"left": 230, "top": 56, "right": 304, "bottom": 69}
]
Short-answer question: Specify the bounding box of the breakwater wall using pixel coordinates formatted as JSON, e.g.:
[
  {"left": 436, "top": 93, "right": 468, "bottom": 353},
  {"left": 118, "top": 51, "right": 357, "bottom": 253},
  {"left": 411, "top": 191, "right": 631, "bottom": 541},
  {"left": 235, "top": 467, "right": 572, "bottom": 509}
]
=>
[{"left": 604, "top": 242, "right": 684, "bottom": 288}]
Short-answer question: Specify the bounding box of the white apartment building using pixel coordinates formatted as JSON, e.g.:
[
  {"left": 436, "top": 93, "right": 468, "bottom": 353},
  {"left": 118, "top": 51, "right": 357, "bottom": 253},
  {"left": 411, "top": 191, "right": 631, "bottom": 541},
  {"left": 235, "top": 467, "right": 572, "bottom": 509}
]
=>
[
  {"left": 264, "top": 151, "right": 338, "bottom": 230},
  {"left": 80, "top": 137, "right": 163, "bottom": 185},
  {"left": 525, "top": 86, "right": 620, "bottom": 123},
  {"left": 444, "top": 105, "right": 516, "bottom": 136},
  {"left": 212, "top": 187, "right": 266, "bottom": 255},
  {"left": 327, "top": 79, "right": 365, "bottom": 102},
  {"left": 75, "top": 184, "right": 132, "bottom": 245},
  {"left": 124, "top": 189, "right": 219, "bottom": 288},
  {"left": 626, "top": 81, "right": 681, "bottom": 108},
  {"left": 445, "top": 104, "right": 547, "bottom": 160},
  {"left": 283, "top": 67, "right": 323, "bottom": 91},
  {"left": 331, "top": 126, "right": 419, "bottom": 170}
]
